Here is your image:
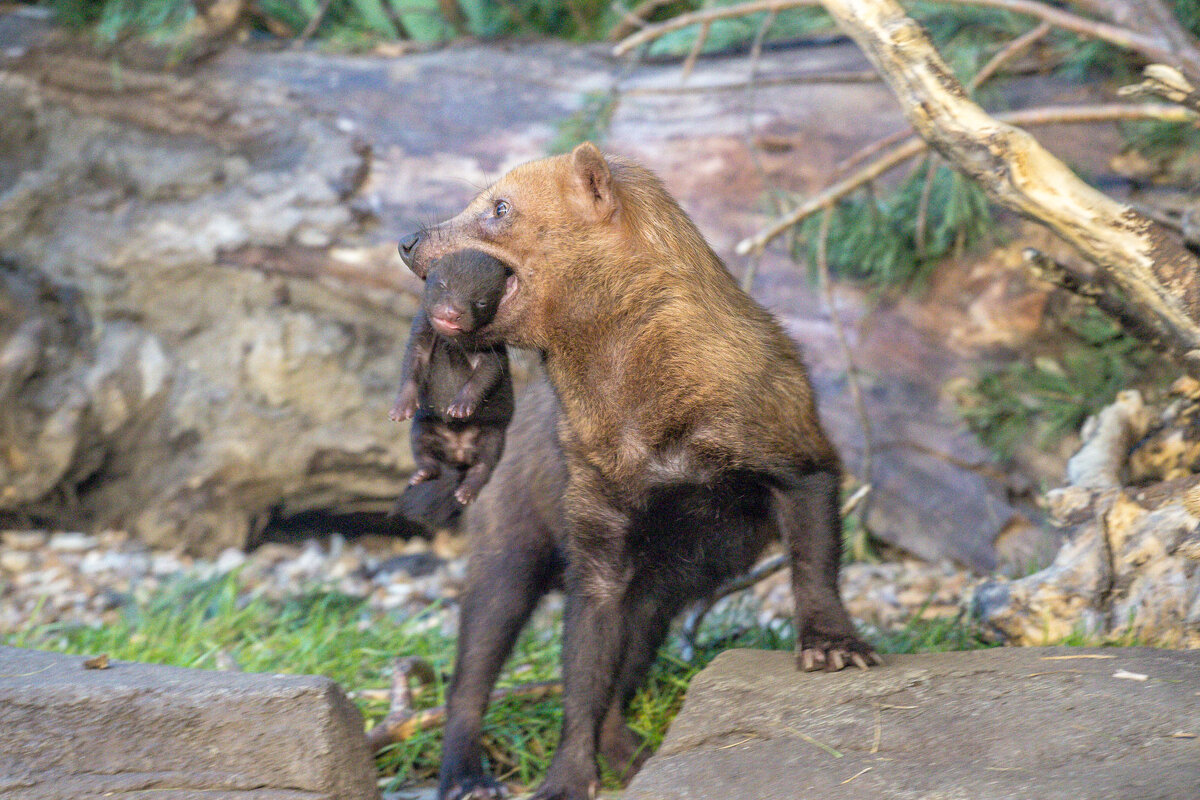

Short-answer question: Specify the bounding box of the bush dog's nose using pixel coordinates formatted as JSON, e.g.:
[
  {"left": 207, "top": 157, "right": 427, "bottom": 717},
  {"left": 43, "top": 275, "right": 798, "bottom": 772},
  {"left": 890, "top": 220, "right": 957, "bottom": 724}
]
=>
[{"left": 397, "top": 232, "right": 421, "bottom": 268}]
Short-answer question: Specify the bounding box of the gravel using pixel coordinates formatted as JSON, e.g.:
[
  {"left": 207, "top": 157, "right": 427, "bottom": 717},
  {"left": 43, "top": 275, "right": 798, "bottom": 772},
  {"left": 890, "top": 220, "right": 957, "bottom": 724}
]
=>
[{"left": 0, "top": 529, "right": 977, "bottom": 637}]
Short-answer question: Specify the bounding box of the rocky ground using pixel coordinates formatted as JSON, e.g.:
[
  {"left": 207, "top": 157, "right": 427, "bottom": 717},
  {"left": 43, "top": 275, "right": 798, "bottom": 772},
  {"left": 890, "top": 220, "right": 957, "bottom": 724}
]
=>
[{"left": 0, "top": 527, "right": 973, "bottom": 641}]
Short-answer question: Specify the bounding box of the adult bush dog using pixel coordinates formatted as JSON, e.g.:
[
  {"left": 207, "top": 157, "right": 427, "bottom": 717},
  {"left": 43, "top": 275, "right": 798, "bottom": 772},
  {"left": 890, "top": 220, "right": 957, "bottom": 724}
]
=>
[{"left": 397, "top": 142, "right": 881, "bottom": 800}]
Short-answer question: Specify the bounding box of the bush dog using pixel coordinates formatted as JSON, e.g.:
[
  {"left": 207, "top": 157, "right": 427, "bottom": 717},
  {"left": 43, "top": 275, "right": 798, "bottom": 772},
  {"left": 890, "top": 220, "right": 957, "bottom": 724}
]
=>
[{"left": 397, "top": 143, "right": 880, "bottom": 800}]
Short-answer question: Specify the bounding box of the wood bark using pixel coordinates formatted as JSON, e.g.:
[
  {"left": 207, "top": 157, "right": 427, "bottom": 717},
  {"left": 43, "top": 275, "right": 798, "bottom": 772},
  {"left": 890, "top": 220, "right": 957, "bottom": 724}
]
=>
[{"left": 812, "top": 0, "right": 1200, "bottom": 373}]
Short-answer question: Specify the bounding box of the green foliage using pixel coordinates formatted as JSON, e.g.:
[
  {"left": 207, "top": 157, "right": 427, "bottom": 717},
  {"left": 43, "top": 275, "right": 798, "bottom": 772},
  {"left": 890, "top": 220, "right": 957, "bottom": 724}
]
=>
[
  {"left": 907, "top": 2, "right": 1030, "bottom": 85},
  {"left": 797, "top": 162, "right": 993, "bottom": 290},
  {"left": 462, "top": 0, "right": 612, "bottom": 41},
  {"left": 644, "top": 3, "right": 834, "bottom": 59},
  {"left": 47, "top": 0, "right": 194, "bottom": 41},
  {"left": 1120, "top": 118, "right": 1200, "bottom": 160},
  {"left": 548, "top": 90, "right": 619, "bottom": 154},
  {"left": 1171, "top": 0, "right": 1200, "bottom": 38},
  {"left": 955, "top": 308, "right": 1168, "bottom": 460}
]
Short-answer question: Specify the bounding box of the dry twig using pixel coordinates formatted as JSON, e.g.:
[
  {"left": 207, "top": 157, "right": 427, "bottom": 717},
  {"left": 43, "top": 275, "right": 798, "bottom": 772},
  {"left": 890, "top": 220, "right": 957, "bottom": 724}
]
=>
[
  {"left": 968, "top": 20, "right": 1053, "bottom": 91},
  {"left": 366, "top": 672, "right": 562, "bottom": 752},
  {"left": 609, "top": 0, "right": 679, "bottom": 41},
  {"left": 295, "top": 0, "right": 333, "bottom": 45}
]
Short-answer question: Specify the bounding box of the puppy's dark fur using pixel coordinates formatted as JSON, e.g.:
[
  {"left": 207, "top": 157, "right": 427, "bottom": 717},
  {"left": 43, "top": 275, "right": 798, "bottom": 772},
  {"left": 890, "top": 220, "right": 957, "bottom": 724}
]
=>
[{"left": 390, "top": 249, "right": 513, "bottom": 506}]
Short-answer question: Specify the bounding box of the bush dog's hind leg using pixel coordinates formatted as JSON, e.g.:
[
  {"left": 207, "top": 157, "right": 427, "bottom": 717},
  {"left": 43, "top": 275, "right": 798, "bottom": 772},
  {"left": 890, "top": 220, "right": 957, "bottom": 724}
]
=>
[
  {"left": 774, "top": 468, "right": 881, "bottom": 672},
  {"left": 532, "top": 499, "right": 632, "bottom": 800},
  {"left": 439, "top": 540, "right": 557, "bottom": 800},
  {"left": 596, "top": 583, "right": 683, "bottom": 779}
]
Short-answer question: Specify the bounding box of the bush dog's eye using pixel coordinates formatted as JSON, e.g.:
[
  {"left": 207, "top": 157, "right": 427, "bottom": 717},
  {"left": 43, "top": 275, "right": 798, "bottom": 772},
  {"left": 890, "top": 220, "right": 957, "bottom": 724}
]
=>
[
  {"left": 475, "top": 300, "right": 487, "bottom": 308},
  {"left": 494, "top": 199, "right": 510, "bottom": 217}
]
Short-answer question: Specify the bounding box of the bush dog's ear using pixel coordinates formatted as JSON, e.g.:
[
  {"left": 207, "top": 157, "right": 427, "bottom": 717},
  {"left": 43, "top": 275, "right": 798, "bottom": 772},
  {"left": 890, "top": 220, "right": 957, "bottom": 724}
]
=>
[{"left": 571, "top": 142, "right": 615, "bottom": 221}]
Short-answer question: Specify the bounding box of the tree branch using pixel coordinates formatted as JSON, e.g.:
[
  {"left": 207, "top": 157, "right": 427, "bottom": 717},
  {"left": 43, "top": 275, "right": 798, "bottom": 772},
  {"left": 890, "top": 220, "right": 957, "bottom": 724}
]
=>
[
  {"left": 968, "top": 20, "right": 1052, "bottom": 91},
  {"left": 613, "top": 0, "right": 822, "bottom": 56},
  {"left": 740, "top": 0, "right": 1200, "bottom": 370},
  {"left": 1119, "top": 64, "right": 1200, "bottom": 113},
  {"left": 737, "top": 103, "right": 1198, "bottom": 255},
  {"left": 940, "top": 0, "right": 1166, "bottom": 62}
]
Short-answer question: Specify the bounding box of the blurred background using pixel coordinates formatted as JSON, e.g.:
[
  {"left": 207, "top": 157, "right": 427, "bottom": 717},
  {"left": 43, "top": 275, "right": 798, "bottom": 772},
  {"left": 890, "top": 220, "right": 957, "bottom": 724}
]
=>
[{"left": 2, "top": 0, "right": 1198, "bottom": 792}]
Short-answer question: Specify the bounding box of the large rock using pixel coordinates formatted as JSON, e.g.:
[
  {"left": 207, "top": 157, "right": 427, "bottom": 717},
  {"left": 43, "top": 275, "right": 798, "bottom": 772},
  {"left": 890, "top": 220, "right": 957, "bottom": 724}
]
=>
[
  {"left": 626, "top": 647, "right": 1200, "bottom": 800},
  {"left": 0, "top": 32, "right": 418, "bottom": 553},
  {"left": 0, "top": 644, "right": 380, "bottom": 800},
  {"left": 971, "top": 389, "right": 1200, "bottom": 646}
]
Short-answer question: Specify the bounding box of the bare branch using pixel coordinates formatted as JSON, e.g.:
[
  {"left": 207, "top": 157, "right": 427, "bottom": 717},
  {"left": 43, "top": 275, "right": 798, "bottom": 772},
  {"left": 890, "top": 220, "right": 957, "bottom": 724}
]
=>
[
  {"left": 608, "top": 0, "right": 679, "bottom": 41},
  {"left": 737, "top": 103, "right": 1197, "bottom": 256},
  {"left": 816, "top": 0, "right": 1200, "bottom": 368},
  {"left": 1024, "top": 248, "right": 1171, "bottom": 346},
  {"left": 681, "top": 20, "right": 712, "bottom": 81},
  {"left": 739, "top": 8, "right": 781, "bottom": 294},
  {"left": 678, "top": 485, "right": 871, "bottom": 659},
  {"left": 941, "top": 0, "right": 1167, "bottom": 63},
  {"left": 968, "top": 21, "right": 1053, "bottom": 91},
  {"left": 914, "top": 156, "right": 939, "bottom": 256},
  {"left": 815, "top": 208, "right": 876, "bottom": 560},
  {"left": 625, "top": 70, "right": 878, "bottom": 97},
  {"left": 295, "top": 0, "right": 333, "bottom": 45},
  {"left": 367, "top": 679, "right": 563, "bottom": 752},
  {"left": 614, "top": 0, "right": 822, "bottom": 56}
]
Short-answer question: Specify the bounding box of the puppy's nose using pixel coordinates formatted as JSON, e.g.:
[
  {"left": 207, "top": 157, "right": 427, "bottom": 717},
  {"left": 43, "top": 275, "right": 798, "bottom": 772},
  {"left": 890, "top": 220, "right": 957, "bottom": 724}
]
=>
[{"left": 397, "top": 232, "right": 421, "bottom": 267}]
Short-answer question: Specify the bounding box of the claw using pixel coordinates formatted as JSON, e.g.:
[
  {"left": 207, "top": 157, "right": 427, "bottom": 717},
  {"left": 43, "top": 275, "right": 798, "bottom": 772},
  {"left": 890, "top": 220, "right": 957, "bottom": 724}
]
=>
[
  {"left": 829, "top": 651, "right": 845, "bottom": 672},
  {"left": 871, "top": 651, "right": 884, "bottom": 666},
  {"left": 801, "top": 648, "right": 827, "bottom": 672},
  {"left": 409, "top": 467, "right": 437, "bottom": 486},
  {"left": 851, "top": 652, "right": 870, "bottom": 671}
]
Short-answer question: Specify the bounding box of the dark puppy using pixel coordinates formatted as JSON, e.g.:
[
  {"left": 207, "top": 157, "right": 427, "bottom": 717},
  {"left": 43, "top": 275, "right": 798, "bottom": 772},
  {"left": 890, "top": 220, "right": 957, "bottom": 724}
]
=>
[{"left": 390, "top": 249, "right": 514, "bottom": 505}]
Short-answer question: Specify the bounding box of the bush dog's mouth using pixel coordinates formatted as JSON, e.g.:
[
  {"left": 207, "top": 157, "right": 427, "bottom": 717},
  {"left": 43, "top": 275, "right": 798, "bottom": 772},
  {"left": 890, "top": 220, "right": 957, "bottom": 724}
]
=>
[{"left": 499, "top": 269, "right": 518, "bottom": 311}]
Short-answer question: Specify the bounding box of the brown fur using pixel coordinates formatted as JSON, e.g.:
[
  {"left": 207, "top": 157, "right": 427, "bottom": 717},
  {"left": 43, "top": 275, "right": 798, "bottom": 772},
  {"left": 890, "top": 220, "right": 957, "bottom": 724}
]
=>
[{"left": 398, "top": 143, "right": 875, "bottom": 800}]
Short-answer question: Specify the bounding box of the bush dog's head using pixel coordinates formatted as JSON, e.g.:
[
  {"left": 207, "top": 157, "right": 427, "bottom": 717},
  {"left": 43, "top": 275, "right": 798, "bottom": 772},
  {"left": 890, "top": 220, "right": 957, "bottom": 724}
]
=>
[
  {"left": 397, "top": 142, "right": 723, "bottom": 351},
  {"left": 422, "top": 249, "right": 509, "bottom": 338}
]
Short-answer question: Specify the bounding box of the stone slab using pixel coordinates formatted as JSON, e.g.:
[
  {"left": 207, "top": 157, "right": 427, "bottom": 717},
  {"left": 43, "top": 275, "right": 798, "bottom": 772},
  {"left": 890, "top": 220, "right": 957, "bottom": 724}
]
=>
[
  {"left": 0, "top": 645, "right": 380, "bottom": 800},
  {"left": 626, "top": 647, "right": 1200, "bottom": 800}
]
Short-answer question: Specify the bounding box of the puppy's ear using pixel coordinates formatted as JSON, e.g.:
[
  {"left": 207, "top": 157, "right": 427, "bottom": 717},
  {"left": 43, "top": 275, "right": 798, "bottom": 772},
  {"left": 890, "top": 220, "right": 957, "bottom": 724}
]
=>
[{"left": 571, "top": 142, "right": 615, "bottom": 221}]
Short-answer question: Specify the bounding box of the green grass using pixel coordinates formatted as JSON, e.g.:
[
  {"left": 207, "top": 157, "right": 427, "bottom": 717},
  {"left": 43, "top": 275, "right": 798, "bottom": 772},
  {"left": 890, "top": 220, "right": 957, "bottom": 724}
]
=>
[{"left": 5, "top": 568, "right": 996, "bottom": 792}]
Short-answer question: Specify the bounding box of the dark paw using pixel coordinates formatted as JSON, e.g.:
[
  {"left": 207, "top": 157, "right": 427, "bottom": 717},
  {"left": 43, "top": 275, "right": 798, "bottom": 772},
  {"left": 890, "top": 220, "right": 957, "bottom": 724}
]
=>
[
  {"left": 445, "top": 399, "right": 476, "bottom": 419},
  {"left": 797, "top": 636, "right": 883, "bottom": 673},
  {"left": 599, "top": 725, "right": 649, "bottom": 781},
  {"left": 440, "top": 775, "right": 507, "bottom": 800},
  {"left": 409, "top": 467, "right": 439, "bottom": 486},
  {"left": 390, "top": 388, "right": 418, "bottom": 421}
]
